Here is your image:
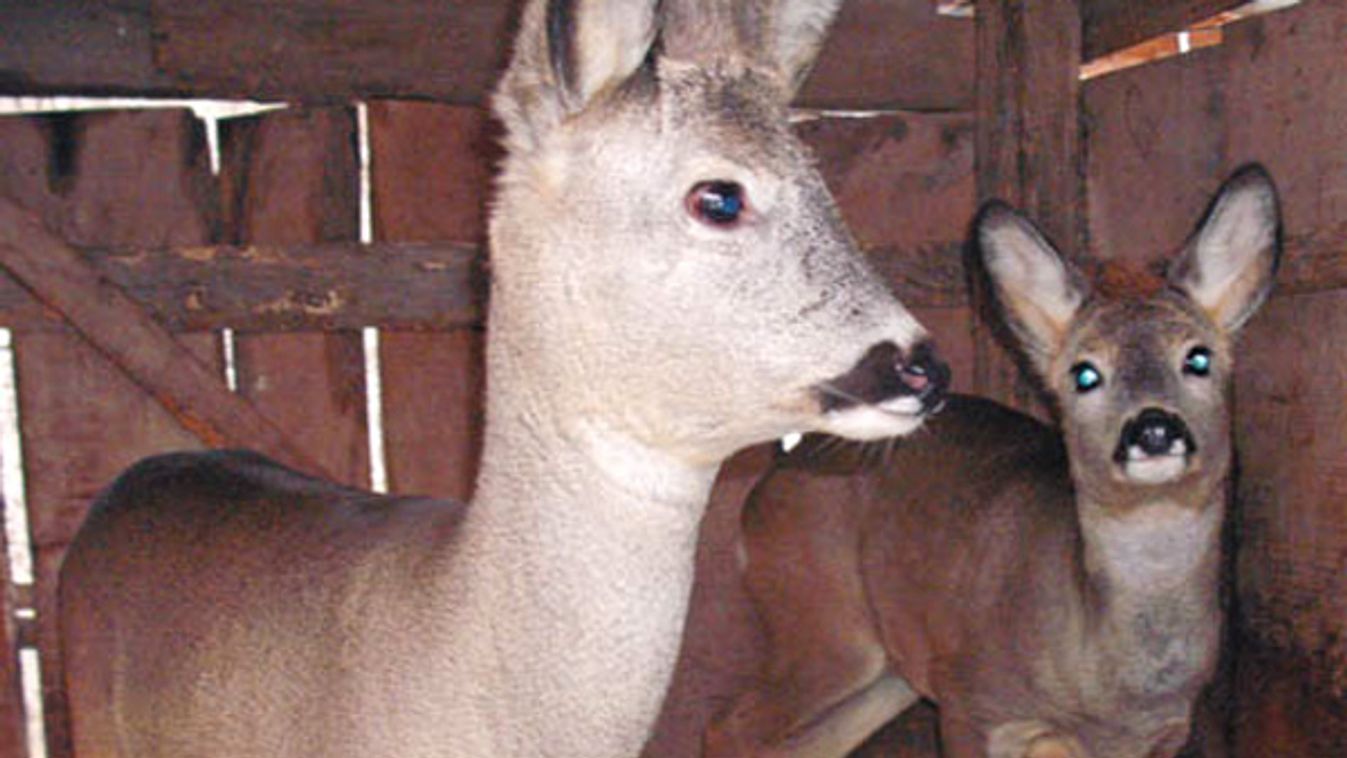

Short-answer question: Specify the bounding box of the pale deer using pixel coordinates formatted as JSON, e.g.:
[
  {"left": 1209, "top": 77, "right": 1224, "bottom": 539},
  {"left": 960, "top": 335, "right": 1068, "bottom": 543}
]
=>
[
  {"left": 704, "top": 166, "right": 1280, "bottom": 758},
  {"left": 58, "top": 1, "right": 949, "bottom": 756}
]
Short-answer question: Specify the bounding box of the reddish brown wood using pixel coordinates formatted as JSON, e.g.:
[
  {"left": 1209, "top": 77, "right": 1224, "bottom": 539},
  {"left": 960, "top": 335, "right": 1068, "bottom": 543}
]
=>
[
  {"left": 1220, "top": 4, "right": 1347, "bottom": 752},
  {"left": 0, "top": 240, "right": 483, "bottom": 333},
  {"left": 1, "top": 0, "right": 973, "bottom": 112},
  {"left": 0, "top": 109, "right": 225, "bottom": 758},
  {"left": 0, "top": 200, "right": 325, "bottom": 475},
  {"left": 1081, "top": 0, "right": 1245, "bottom": 61},
  {"left": 1083, "top": 45, "right": 1227, "bottom": 268},
  {"left": 218, "top": 107, "right": 369, "bottom": 488},
  {"left": 368, "top": 102, "right": 492, "bottom": 500},
  {"left": 974, "top": 0, "right": 1084, "bottom": 415}
]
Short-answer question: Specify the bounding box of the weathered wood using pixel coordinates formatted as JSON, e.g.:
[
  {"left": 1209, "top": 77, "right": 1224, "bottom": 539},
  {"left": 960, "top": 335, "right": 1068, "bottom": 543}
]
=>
[
  {"left": 0, "top": 0, "right": 973, "bottom": 112},
  {"left": 1219, "top": 4, "right": 1347, "bottom": 753},
  {"left": 0, "top": 240, "right": 484, "bottom": 333},
  {"left": 0, "top": 199, "right": 326, "bottom": 476},
  {"left": 1083, "top": 45, "right": 1228, "bottom": 267},
  {"left": 219, "top": 107, "right": 370, "bottom": 488},
  {"left": 974, "top": 0, "right": 1084, "bottom": 414},
  {"left": 1081, "top": 0, "right": 1245, "bottom": 61},
  {"left": 368, "top": 101, "right": 490, "bottom": 501}
]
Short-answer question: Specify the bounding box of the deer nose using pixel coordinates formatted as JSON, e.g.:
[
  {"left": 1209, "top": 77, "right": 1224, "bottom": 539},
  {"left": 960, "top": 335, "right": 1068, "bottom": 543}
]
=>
[
  {"left": 1118, "top": 408, "right": 1195, "bottom": 458},
  {"left": 896, "top": 342, "right": 950, "bottom": 411}
]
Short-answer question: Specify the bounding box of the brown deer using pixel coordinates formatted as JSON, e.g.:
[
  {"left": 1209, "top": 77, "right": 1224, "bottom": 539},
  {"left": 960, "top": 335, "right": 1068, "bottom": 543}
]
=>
[
  {"left": 57, "top": 1, "right": 948, "bottom": 756},
  {"left": 704, "top": 166, "right": 1280, "bottom": 758}
]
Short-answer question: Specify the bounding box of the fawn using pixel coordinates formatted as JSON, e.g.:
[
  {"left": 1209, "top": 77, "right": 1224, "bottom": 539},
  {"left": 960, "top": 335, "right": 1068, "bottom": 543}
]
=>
[{"left": 705, "top": 166, "right": 1280, "bottom": 757}]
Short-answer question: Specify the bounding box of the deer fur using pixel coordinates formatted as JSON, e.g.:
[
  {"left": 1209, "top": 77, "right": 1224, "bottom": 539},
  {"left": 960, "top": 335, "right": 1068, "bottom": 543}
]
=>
[
  {"left": 704, "top": 166, "right": 1280, "bottom": 758},
  {"left": 58, "top": 1, "right": 948, "bottom": 757}
]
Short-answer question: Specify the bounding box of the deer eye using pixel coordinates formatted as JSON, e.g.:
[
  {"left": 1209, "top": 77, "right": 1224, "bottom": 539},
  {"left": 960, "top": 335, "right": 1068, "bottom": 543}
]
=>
[
  {"left": 1183, "top": 346, "right": 1213, "bottom": 377},
  {"left": 1070, "top": 361, "right": 1103, "bottom": 394},
  {"left": 686, "top": 181, "right": 747, "bottom": 227}
]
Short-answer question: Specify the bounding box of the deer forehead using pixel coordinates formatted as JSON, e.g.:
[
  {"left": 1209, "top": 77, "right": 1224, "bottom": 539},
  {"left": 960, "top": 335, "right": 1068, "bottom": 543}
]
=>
[{"left": 1062, "top": 295, "right": 1223, "bottom": 364}]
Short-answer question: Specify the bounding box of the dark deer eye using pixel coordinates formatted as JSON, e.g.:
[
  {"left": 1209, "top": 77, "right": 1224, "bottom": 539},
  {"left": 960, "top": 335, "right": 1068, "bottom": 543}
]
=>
[
  {"left": 1070, "top": 361, "right": 1103, "bottom": 394},
  {"left": 686, "top": 181, "right": 746, "bottom": 227},
  {"left": 1184, "top": 346, "right": 1213, "bottom": 377}
]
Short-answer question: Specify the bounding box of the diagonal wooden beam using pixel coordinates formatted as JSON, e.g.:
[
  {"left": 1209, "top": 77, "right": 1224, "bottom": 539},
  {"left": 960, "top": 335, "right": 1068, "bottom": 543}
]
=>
[{"left": 0, "top": 196, "right": 331, "bottom": 479}]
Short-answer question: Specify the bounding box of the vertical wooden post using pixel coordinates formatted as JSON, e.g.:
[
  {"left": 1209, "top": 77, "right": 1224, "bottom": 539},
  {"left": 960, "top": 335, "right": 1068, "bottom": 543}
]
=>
[
  {"left": 366, "top": 102, "right": 493, "bottom": 501},
  {"left": 218, "top": 108, "right": 370, "bottom": 488},
  {"left": 973, "top": 0, "right": 1084, "bottom": 412}
]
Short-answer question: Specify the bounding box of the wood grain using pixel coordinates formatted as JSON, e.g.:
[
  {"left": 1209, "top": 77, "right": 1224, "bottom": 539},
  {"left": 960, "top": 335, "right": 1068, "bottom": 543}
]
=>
[{"left": 218, "top": 107, "right": 370, "bottom": 488}]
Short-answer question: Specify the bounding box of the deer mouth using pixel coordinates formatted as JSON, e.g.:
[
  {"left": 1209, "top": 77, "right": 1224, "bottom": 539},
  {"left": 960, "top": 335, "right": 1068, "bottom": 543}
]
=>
[
  {"left": 1113, "top": 408, "right": 1198, "bottom": 484},
  {"left": 813, "top": 340, "right": 949, "bottom": 440}
]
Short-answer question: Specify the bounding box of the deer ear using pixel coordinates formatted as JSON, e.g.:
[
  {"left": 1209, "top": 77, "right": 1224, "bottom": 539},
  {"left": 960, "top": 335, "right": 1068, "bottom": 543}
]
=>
[
  {"left": 1169, "top": 164, "right": 1281, "bottom": 333},
  {"left": 760, "top": 0, "right": 845, "bottom": 96},
  {"left": 975, "top": 201, "right": 1089, "bottom": 373},
  {"left": 495, "top": 0, "right": 659, "bottom": 149}
]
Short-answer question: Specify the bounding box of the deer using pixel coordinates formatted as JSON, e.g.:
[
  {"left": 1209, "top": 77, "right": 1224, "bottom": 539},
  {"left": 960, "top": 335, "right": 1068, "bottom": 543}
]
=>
[
  {"left": 57, "top": 1, "right": 950, "bottom": 757},
  {"left": 704, "top": 165, "right": 1280, "bottom": 758}
]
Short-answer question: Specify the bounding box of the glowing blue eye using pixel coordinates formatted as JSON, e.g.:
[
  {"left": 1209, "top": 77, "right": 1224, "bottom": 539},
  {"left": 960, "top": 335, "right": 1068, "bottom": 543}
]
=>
[
  {"left": 1184, "top": 346, "right": 1213, "bottom": 377},
  {"left": 1071, "top": 362, "right": 1103, "bottom": 393}
]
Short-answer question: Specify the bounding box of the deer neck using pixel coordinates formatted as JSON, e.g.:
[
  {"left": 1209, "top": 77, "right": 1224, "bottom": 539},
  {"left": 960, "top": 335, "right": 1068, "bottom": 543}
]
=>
[
  {"left": 449, "top": 323, "right": 717, "bottom": 754},
  {"left": 1072, "top": 480, "right": 1226, "bottom": 698}
]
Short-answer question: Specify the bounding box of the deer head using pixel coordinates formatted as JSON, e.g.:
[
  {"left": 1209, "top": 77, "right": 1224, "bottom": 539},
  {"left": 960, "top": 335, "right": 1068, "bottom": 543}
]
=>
[
  {"left": 975, "top": 165, "right": 1280, "bottom": 507},
  {"left": 489, "top": 0, "right": 946, "bottom": 469}
]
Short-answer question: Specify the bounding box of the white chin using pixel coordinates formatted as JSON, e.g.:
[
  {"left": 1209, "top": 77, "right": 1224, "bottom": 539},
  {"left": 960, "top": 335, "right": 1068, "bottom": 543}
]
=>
[
  {"left": 818, "top": 397, "right": 927, "bottom": 441},
  {"left": 1123, "top": 456, "right": 1188, "bottom": 484}
]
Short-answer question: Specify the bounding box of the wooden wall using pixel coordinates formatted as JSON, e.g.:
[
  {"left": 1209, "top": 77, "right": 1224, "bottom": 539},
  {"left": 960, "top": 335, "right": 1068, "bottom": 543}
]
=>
[{"left": 0, "top": 1, "right": 1342, "bottom": 756}]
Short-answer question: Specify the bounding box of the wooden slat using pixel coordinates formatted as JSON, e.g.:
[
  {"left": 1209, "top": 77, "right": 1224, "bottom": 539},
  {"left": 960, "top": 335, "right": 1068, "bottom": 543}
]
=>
[
  {"left": 0, "top": 200, "right": 326, "bottom": 475},
  {"left": 1081, "top": 0, "right": 1245, "bottom": 61},
  {"left": 973, "top": 0, "right": 1084, "bottom": 415},
  {"left": 1083, "top": 45, "right": 1228, "bottom": 267},
  {"left": 1218, "top": 4, "right": 1347, "bottom": 752},
  {"left": 0, "top": 0, "right": 974, "bottom": 112},
  {"left": 368, "top": 101, "right": 491, "bottom": 501},
  {"left": 0, "top": 240, "right": 483, "bottom": 333},
  {"left": 218, "top": 107, "right": 369, "bottom": 487}
]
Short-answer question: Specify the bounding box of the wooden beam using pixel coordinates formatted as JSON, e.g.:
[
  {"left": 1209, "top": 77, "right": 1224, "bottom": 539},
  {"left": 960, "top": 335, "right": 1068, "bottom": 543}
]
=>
[
  {"left": 1082, "top": 0, "right": 1246, "bottom": 61},
  {"left": 0, "top": 197, "right": 330, "bottom": 478},
  {"left": 0, "top": 240, "right": 484, "bottom": 332},
  {"left": 974, "top": 0, "right": 1084, "bottom": 410},
  {"left": 0, "top": 0, "right": 974, "bottom": 112}
]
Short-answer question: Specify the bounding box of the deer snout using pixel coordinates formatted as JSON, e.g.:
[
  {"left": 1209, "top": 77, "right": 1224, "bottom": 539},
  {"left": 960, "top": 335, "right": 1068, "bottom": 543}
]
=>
[
  {"left": 1113, "top": 408, "right": 1197, "bottom": 484},
  {"left": 818, "top": 340, "right": 949, "bottom": 415}
]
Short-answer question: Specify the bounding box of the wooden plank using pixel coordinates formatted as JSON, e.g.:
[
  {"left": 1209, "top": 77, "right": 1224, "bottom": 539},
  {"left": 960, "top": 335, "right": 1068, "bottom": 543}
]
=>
[
  {"left": 974, "top": 0, "right": 1084, "bottom": 415},
  {"left": 218, "top": 107, "right": 369, "bottom": 487},
  {"left": 1218, "top": 4, "right": 1347, "bottom": 753},
  {"left": 0, "top": 0, "right": 973, "bottom": 112},
  {"left": 1082, "top": 0, "right": 1245, "bottom": 61},
  {"left": 368, "top": 101, "right": 491, "bottom": 500},
  {"left": 0, "top": 240, "right": 483, "bottom": 333},
  {"left": 797, "top": 0, "right": 972, "bottom": 111},
  {"left": 0, "top": 200, "right": 326, "bottom": 475},
  {"left": 1083, "top": 44, "right": 1228, "bottom": 268},
  {"left": 0, "top": 108, "right": 223, "bottom": 758}
]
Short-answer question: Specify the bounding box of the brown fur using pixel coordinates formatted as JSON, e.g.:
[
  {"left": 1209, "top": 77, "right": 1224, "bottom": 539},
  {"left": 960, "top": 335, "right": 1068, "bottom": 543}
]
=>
[{"left": 705, "top": 166, "right": 1281, "bottom": 758}]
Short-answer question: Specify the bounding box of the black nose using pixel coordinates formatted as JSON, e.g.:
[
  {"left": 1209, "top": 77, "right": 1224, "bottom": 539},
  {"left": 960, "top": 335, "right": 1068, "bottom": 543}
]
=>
[
  {"left": 817, "top": 340, "right": 950, "bottom": 413},
  {"left": 896, "top": 342, "right": 950, "bottom": 411},
  {"left": 1116, "top": 408, "right": 1195, "bottom": 460}
]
